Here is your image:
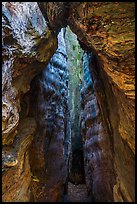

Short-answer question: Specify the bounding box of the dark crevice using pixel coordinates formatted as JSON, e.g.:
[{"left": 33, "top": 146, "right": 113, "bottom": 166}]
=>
[
  {"left": 12, "top": 26, "right": 116, "bottom": 203},
  {"left": 2, "top": 2, "right": 135, "bottom": 203},
  {"left": 22, "top": 26, "right": 116, "bottom": 203}
]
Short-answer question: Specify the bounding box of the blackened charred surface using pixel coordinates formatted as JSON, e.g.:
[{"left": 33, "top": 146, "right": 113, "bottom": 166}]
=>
[
  {"left": 81, "top": 53, "right": 116, "bottom": 202},
  {"left": 29, "top": 29, "right": 70, "bottom": 202},
  {"left": 69, "top": 148, "right": 85, "bottom": 185},
  {"left": 37, "top": 3, "right": 48, "bottom": 22}
]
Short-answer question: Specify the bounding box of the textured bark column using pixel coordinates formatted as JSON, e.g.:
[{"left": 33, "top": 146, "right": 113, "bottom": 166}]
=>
[
  {"left": 67, "top": 2, "right": 135, "bottom": 201},
  {"left": 29, "top": 29, "right": 69, "bottom": 202},
  {"left": 2, "top": 2, "right": 57, "bottom": 202},
  {"left": 81, "top": 53, "right": 115, "bottom": 202}
]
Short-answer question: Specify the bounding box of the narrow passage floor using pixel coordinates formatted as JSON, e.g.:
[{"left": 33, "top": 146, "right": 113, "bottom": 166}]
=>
[{"left": 63, "top": 182, "right": 92, "bottom": 202}]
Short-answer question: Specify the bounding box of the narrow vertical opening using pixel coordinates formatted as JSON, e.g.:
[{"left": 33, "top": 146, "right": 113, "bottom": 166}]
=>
[{"left": 65, "top": 26, "right": 85, "bottom": 185}]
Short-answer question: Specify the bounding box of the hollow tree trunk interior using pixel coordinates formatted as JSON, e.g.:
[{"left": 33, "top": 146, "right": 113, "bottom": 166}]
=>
[{"left": 2, "top": 2, "right": 135, "bottom": 202}]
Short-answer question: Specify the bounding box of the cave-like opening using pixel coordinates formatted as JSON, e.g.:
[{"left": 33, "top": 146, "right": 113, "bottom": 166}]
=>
[
  {"left": 65, "top": 26, "right": 85, "bottom": 186},
  {"left": 17, "top": 24, "right": 115, "bottom": 203},
  {"left": 22, "top": 26, "right": 94, "bottom": 202},
  {"left": 2, "top": 2, "right": 135, "bottom": 203}
]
